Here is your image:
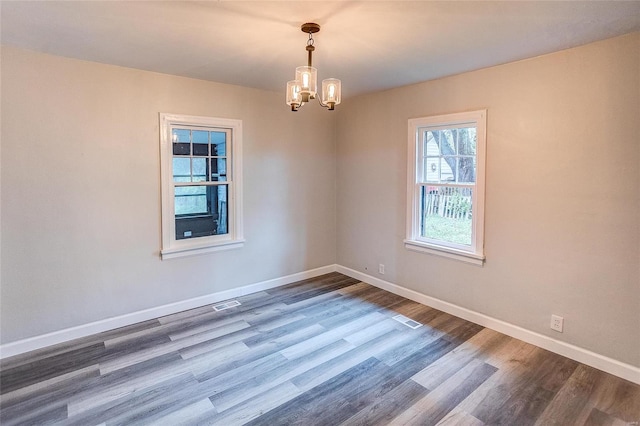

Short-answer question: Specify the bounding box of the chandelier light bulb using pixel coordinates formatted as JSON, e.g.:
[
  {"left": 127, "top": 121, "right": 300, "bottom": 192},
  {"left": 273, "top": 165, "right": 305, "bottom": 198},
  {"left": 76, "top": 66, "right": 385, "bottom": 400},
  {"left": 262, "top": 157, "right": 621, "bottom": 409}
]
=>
[
  {"left": 322, "top": 78, "right": 341, "bottom": 110},
  {"left": 286, "top": 80, "right": 303, "bottom": 109},
  {"left": 295, "top": 66, "right": 317, "bottom": 99}
]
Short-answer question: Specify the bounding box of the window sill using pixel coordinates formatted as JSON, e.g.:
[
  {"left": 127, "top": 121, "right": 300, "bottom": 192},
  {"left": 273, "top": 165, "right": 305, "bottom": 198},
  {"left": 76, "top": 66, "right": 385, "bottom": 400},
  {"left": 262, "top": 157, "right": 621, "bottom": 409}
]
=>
[
  {"left": 404, "top": 239, "right": 485, "bottom": 266},
  {"left": 161, "top": 239, "right": 245, "bottom": 260}
]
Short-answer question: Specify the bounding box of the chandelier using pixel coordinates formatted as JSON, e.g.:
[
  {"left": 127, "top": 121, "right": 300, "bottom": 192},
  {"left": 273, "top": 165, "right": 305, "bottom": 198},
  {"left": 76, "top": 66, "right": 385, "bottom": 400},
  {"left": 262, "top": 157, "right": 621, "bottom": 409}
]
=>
[{"left": 286, "top": 23, "right": 342, "bottom": 111}]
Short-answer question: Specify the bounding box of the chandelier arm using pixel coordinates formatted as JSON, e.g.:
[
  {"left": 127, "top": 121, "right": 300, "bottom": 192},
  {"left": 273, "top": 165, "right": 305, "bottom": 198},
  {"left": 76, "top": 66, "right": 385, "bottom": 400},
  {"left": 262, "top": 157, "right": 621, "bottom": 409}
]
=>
[{"left": 316, "top": 96, "right": 335, "bottom": 111}]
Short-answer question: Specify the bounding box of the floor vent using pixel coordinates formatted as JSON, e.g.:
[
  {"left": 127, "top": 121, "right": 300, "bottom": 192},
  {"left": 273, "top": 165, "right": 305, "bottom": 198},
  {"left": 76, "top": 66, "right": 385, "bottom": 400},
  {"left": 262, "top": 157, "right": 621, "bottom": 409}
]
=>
[
  {"left": 392, "top": 314, "right": 423, "bottom": 329},
  {"left": 213, "top": 300, "right": 241, "bottom": 311}
]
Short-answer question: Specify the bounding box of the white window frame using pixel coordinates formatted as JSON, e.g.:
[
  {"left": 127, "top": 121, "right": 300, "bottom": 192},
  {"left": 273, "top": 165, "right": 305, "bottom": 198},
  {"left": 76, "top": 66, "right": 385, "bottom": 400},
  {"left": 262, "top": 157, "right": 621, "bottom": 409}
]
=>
[
  {"left": 159, "top": 113, "right": 244, "bottom": 259},
  {"left": 405, "top": 110, "right": 486, "bottom": 265}
]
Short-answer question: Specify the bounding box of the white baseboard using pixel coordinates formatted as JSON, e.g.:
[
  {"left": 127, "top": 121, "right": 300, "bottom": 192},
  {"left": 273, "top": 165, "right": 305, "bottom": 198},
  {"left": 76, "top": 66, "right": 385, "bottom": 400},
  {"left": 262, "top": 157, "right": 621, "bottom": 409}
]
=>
[
  {"left": 336, "top": 265, "right": 640, "bottom": 385},
  {"left": 0, "top": 264, "right": 337, "bottom": 360},
  {"left": 3, "top": 263, "right": 638, "bottom": 385}
]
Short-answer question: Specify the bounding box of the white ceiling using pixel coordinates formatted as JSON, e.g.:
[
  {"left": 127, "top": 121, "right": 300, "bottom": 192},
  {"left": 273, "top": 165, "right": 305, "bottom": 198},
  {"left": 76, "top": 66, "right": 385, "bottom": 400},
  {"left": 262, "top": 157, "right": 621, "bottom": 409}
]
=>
[{"left": 2, "top": 1, "right": 639, "bottom": 98}]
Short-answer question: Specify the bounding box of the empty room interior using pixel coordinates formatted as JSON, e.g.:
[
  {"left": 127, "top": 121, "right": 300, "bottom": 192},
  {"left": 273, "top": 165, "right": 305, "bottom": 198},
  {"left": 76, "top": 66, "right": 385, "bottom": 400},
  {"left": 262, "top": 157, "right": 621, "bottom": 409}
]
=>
[{"left": 1, "top": 1, "right": 639, "bottom": 425}]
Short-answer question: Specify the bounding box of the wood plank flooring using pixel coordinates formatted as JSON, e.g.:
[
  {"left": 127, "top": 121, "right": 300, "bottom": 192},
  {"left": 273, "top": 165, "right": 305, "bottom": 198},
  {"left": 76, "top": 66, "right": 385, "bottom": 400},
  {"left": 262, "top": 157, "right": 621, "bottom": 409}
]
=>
[{"left": 1, "top": 272, "right": 639, "bottom": 425}]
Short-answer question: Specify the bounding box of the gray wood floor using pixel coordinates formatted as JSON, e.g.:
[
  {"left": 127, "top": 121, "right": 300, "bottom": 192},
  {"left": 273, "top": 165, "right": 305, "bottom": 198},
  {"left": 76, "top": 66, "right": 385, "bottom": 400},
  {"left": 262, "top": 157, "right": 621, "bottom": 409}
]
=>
[{"left": 1, "top": 273, "right": 639, "bottom": 425}]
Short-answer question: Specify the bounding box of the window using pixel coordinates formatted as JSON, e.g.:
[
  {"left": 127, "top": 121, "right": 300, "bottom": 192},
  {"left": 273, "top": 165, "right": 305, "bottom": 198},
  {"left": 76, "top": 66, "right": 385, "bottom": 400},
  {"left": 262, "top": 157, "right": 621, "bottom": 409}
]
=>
[
  {"left": 159, "top": 114, "right": 243, "bottom": 259},
  {"left": 405, "top": 110, "right": 486, "bottom": 265}
]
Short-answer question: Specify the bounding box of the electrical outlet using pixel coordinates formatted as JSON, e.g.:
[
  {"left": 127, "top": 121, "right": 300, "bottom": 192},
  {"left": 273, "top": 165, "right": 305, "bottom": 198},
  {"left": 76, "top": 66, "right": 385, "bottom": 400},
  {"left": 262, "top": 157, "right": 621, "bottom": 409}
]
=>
[
  {"left": 378, "top": 264, "right": 385, "bottom": 275},
  {"left": 551, "top": 315, "right": 564, "bottom": 332}
]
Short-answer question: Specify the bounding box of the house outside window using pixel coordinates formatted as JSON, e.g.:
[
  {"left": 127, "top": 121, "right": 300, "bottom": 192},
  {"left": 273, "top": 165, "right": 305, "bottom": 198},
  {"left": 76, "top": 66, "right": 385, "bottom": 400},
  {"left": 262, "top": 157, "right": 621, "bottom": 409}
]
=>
[
  {"left": 159, "top": 113, "right": 244, "bottom": 259},
  {"left": 405, "top": 110, "right": 486, "bottom": 265}
]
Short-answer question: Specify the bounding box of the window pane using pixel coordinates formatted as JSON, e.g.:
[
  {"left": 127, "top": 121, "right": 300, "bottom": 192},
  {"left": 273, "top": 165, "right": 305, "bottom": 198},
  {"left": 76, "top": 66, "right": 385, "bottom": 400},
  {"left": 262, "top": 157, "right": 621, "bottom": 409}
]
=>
[
  {"left": 424, "top": 157, "right": 461, "bottom": 184},
  {"left": 211, "top": 132, "right": 226, "bottom": 156},
  {"left": 457, "top": 156, "right": 476, "bottom": 183},
  {"left": 192, "top": 142, "right": 208, "bottom": 156},
  {"left": 457, "top": 128, "right": 476, "bottom": 155},
  {"left": 424, "top": 157, "right": 439, "bottom": 182},
  {"left": 211, "top": 158, "right": 227, "bottom": 181},
  {"left": 172, "top": 129, "right": 190, "bottom": 142},
  {"left": 173, "top": 158, "right": 191, "bottom": 182},
  {"left": 192, "top": 158, "right": 208, "bottom": 182},
  {"left": 425, "top": 135, "right": 440, "bottom": 157},
  {"left": 440, "top": 158, "right": 455, "bottom": 182},
  {"left": 175, "top": 184, "right": 210, "bottom": 240},
  {"left": 175, "top": 185, "right": 207, "bottom": 215},
  {"left": 173, "top": 142, "right": 190, "bottom": 156},
  {"left": 193, "top": 130, "right": 209, "bottom": 156},
  {"left": 215, "top": 185, "right": 228, "bottom": 235},
  {"left": 425, "top": 131, "right": 440, "bottom": 154},
  {"left": 174, "top": 184, "right": 229, "bottom": 239},
  {"left": 172, "top": 129, "right": 191, "bottom": 155},
  {"left": 421, "top": 186, "right": 473, "bottom": 246},
  {"left": 192, "top": 130, "right": 208, "bottom": 143},
  {"left": 428, "top": 130, "right": 455, "bottom": 155}
]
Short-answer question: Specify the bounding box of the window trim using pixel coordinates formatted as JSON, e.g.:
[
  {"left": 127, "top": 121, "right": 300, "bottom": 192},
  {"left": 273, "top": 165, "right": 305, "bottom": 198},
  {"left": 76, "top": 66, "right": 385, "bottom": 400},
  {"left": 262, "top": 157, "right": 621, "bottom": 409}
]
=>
[
  {"left": 405, "top": 110, "right": 486, "bottom": 265},
  {"left": 159, "top": 113, "right": 244, "bottom": 260}
]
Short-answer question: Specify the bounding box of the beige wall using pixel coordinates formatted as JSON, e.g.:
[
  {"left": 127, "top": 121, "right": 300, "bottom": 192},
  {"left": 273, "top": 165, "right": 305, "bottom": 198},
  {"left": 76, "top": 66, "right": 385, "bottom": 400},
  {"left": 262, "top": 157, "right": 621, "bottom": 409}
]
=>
[
  {"left": 336, "top": 32, "right": 640, "bottom": 366},
  {"left": 0, "top": 46, "right": 336, "bottom": 343},
  {"left": 2, "top": 33, "right": 639, "bottom": 368}
]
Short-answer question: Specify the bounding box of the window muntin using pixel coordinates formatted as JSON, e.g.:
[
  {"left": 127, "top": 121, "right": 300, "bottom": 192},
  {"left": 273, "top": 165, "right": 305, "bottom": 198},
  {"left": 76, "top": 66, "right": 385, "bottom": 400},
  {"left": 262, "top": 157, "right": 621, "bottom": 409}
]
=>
[
  {"left": 406, "top": 111, "right": 486, "bottom": 264},
  {"left": 160, "top": 114, "right": 243, "bottom": 259}
]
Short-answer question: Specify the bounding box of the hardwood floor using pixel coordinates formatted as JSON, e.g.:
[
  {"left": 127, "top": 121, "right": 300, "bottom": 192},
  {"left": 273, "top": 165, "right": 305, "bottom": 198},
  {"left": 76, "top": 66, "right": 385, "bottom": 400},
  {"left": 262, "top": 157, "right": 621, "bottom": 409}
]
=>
[{"left": 1, "top": 272, "right": 639, "bottom": 425}]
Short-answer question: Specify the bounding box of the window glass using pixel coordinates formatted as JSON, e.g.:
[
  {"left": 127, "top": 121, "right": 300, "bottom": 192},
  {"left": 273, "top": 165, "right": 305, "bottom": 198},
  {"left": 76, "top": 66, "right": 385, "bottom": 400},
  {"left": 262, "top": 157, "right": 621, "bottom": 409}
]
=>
[
  {"left": 421, "top": 186, "right": 473, "bottom": 246},
  {"left": 211, "top": 158, "right": 227, "bottom": 181},
  {"left": 457, "top": 157, "right": 476, "bottom": 183},
  {"left": 211, "top": 132, "right": 226, "bottom": 156},
  {"left": 173, "top": 129, "right": 190, "bottom": 142},
  {"left": 174, "top": 185, "right": 228, "bottom": 239},
  {"left": 214, "top": 185, "right": 228, "bottom": 235},
  {"left": 173, "top": 158, "right": 191, "bottom": 182},
  {"left": 192, "top": 158, "right": 208, "bottom": 182},
  {"left": 192, "top": 130, "right": 209, "bottom": 143},
  {"left": 173, "top": 142, "right": 190, "bottom": 156},
  {"left": 175, "top": 185, "right": 208, "bottom": 216},
  {"left": 193, "top": 130, "right": 209, "bottom": 156}
]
